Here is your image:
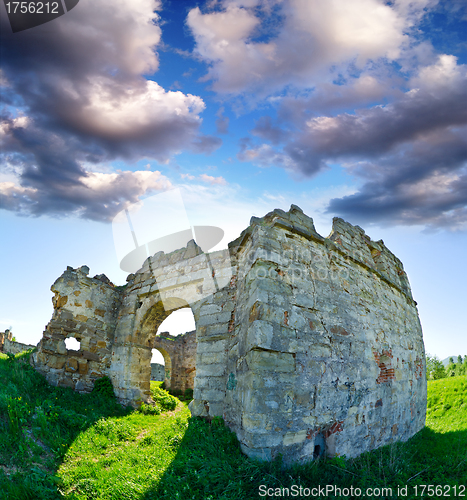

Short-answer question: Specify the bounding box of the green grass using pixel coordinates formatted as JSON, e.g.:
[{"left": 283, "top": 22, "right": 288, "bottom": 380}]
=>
[
  {"left": 1, "top": 353, "right": 466, "bottom": 499},
  {"left": 426, "top": 376, "right": 467, "bottom": 432}
]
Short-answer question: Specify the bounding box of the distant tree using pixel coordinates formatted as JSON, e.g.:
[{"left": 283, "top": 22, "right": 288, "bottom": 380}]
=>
[
  {"left": 446, "top": 356, "right": 457, "bottom": 377},
  {"left": 457, "top": 355, "right": 463, "bottom": 364},
  {"left": 426, "top": 354, "right": 446, "bottom": 380},
  {"left": 11, "top": 336, "right": 16, "bottom": 342}
]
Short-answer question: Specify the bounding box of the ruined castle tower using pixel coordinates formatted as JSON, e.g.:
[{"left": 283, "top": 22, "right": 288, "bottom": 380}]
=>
[{"left": 32, "top": 206, "right": 426, "bottom": 464}]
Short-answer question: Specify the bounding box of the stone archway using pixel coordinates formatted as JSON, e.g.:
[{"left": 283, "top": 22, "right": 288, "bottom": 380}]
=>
[{"left": 109, "top": 294, "right": 199, "bottom": 406}]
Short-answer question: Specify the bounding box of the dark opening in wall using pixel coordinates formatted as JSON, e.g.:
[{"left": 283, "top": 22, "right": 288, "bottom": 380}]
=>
[{"left": 313, "top": 432, "right": 325, "bottom": 459}]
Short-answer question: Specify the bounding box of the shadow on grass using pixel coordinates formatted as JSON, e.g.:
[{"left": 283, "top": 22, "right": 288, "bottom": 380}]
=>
[
  {"left": 141, "top": 419, "right": 467, "bottom": 500},
  {"left": 0, "top": 352, "right": 131, "bottom": 500},
  {"left": 1, "top": 354, "right": 466, "bottom": 500}
]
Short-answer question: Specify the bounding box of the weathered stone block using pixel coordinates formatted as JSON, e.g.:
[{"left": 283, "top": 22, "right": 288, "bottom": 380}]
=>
[
  {"left": 59, "top": 377, "right": 74, "bottom": 389},
  {"left": 283, "top": 430, "right": 308, "bottom": 446},
  {"left": 196, "top": 363, "right": 226, "bottom": 377},
  {"left": 66, "top": 358, "right": 78, "bottom": 372},
  {"left": 246, "top": 350, "right": 295, "bottom": 373},
  {"left": 48, "top": 355, "right": 65, "bottom": 370},
  {"left": 78, "top": 360, "right": 88, "bottom": 375}
]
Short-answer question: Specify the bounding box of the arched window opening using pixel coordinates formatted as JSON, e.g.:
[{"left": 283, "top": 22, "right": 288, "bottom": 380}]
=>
[
  {"left": 150, "top": 346, "right": 172, "bottom": 389},
  {"left": 313, "top": 433, "right": 325, "bottom": 459},
  {"left": 157, "top": 308, "right": 195, "bottom": 337},
  {"left": 149, "top": 307, "right": 196, "bottom": 396}
]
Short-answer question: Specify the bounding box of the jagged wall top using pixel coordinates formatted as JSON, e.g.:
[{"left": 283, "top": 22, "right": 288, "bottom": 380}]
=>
[
  {"left": 229, "top": 205, "right": 413, "bottom": 302},
  {"left": 53, "top": 207, "right": 412, "bottom": 305}
]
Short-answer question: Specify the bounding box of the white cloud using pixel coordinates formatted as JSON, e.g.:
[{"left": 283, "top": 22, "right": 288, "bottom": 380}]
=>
[
  {"left": 410, "top": 54, "right": 466, "bottom": 94},
  {"left": 187, "top": 0, "right": 412, "bottom": 95},
  {"left": 0, "top": 182, "right": 37, "bottom": 197},
  {"left": 199, "top": 173, "right": 228, "bottom": 185},
  {"left": 64, "top": 79, "right": 206, "bottom": 160},
  {"left": 80, "top": 170, "right": 171, "bottom": 194}
]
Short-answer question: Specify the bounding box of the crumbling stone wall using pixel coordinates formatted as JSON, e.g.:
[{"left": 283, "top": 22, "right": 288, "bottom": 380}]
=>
[
  {"left": 0, "top": 330, "right": 35, "bottom": 355},
  {"left": 3, "top": 338, "right": 36, "bottom": 355},
  {"left": 213, "top": 206, "right": 426, "bottom": 463},
  {"left": 108, "top": 240, "right": 232, "bottom": 406},
  {"left": 0, "top": 330, "right": 12, "bottom": 352},
  {"left": 32, "top": 266, "right": 122, "bottom": 392},
  {"left": 153, "top": 330, "right": 196, "bottom": 392},
  {"left": 31, "top": 206, "right": 426, "bottom": 464}
]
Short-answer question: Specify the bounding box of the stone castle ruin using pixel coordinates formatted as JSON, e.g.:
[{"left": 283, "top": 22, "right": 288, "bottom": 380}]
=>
[
  {"left": 1, "top": 329, "right": 35, "bottom": 355},
  {"left": 31, "top": 206, "right": 426, "bottom": 463},
  {"left": 152, "top": 330, "right": 196, "bottom": 391}
]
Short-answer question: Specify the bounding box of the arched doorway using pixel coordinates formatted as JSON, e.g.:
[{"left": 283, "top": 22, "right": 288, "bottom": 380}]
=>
[
  {"left": 151, "top": 346, "right": 171, "bottom": 387},
  {"left": 109, "top": 293, "right": 200, "bottom": 407},
  {"left": 151, "top": 308, "right": 197, "bottom": 394},
  {"left": 150, "top": 308, "right": 196, "bottom": 389}
]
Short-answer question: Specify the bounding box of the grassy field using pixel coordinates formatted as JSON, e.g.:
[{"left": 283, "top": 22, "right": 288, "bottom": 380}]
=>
[{"left": 0, "top": 352, "right": 466, "bottom": 499}]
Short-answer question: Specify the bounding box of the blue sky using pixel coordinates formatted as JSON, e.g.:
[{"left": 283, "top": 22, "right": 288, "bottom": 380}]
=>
[{"left": 0, "top": 0, "right": 466, "bottom": 361}]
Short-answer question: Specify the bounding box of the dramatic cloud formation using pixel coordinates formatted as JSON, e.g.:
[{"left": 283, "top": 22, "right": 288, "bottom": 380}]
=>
[
  {"left": 240, "top": 55, "right": 467, "bottom": 229},
  {"left": 184, "top": 0, "right": 467, "bottom": 229},
  {"left": 0, "top": 0, "right": 219, "bottom": 220},
  {"left": 1, "top": 0, "right": 465, "bottom": 231},
  {"left": 0, "top": 168, "right": 172, "bottom": 221},
  {"left": 187, "top": 0, "right": 431, "bottom": 95}
]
